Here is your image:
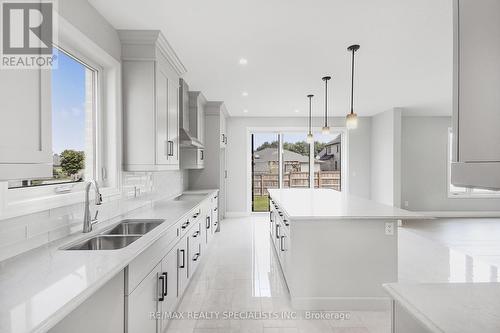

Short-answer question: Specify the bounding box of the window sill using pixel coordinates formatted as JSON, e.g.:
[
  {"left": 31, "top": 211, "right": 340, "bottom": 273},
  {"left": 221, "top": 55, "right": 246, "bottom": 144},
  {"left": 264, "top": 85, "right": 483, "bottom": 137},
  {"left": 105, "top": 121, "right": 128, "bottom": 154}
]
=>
[
  {"left": 0, "top": 187, "right": 121, "bottom": 220},
  {"left": 448, "top": 192, "right": 500, "bottom": 199}
]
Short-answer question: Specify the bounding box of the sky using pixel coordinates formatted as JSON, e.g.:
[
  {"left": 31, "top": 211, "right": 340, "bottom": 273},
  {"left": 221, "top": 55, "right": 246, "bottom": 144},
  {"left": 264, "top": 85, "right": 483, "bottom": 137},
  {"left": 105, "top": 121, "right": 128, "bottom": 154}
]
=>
[{"left": 51, "top": 50, "right": 86, "bottom": 155}]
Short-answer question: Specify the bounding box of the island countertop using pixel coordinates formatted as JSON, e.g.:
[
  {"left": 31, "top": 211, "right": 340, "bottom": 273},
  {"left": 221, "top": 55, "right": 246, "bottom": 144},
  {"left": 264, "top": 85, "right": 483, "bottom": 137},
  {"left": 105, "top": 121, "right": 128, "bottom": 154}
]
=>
[
  {"left": 268, "top": 189, "right": 429, "bottom": 220},
  {"left": 384, "top": 282, "right": 500, "bottom": 333}
]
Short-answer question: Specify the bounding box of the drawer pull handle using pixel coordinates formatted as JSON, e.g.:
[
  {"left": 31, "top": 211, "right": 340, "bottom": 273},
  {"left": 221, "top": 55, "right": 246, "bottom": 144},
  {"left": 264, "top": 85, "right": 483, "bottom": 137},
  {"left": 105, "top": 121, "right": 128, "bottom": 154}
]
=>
[
  {"left": 179, "top": 249, "right": 186, "bottom": 268},
  {"left": 181, "top": 221, "right": 190, "bottom": 229},
  {"left": 192, "top": 253, "right": 200, "bottom": 261},
  {"left": 192, "top": 230, "right": 200, "bottom": 238},
  {"left": 162, "top": 272, "right": 168, "bottom": 296},
  {"left": 158, "top": 275, "right": 165, "bottom": 301}
]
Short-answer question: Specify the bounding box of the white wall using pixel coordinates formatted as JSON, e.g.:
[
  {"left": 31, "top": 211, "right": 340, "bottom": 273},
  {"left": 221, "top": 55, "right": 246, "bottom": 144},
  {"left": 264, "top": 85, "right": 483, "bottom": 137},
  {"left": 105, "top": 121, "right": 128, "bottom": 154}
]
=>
[
  {"left": 58, "top": 0, "right": 121, "bottom": 60},
  {"left": 370, "top": 108, "right": 402, "bottom": 206},
  {"left": 225, "top": 116, "right": 372, "bottom": 214},
  {"left": 401, "top": 116, "right": 500, "bottom": 211}
]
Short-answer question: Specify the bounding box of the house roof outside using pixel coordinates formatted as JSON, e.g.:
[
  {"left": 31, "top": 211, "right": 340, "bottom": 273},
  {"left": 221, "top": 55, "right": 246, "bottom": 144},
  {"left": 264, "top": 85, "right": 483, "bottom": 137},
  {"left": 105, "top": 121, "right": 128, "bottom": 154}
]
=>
[
  {"left": 316, "top": 135, "right": 341, "bottom": 160},
  {"left": 253, "top": 148, "right": 323, "bottom": 173}
]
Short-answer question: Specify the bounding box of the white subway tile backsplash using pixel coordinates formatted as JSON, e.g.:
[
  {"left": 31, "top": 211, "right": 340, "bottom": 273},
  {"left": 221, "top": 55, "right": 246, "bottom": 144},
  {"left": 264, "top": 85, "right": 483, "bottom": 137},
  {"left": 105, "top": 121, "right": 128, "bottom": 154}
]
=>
[{"left": 0, "top": 170, "right": 186, "bottom": 262}]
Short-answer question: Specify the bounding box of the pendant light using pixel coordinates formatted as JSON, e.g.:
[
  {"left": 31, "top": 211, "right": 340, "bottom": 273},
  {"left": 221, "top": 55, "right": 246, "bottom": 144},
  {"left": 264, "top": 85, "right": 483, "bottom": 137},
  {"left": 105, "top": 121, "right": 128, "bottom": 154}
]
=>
[
  {"left": 322, "top": 76, "right": 331, "bottom": 134},
  {"left": 346, "top": 44, "right": 360, "bottom": 130},
  {"left": 306, "top": 94, "right": 314, "bottom": 143}
]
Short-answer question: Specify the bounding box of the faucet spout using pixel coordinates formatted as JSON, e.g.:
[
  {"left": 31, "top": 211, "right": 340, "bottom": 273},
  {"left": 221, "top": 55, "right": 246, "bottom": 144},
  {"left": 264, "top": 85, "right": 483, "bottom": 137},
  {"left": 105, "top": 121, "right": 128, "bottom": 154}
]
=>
[{"left": 83, "top": 180, "right": 103, "bottom": 233}]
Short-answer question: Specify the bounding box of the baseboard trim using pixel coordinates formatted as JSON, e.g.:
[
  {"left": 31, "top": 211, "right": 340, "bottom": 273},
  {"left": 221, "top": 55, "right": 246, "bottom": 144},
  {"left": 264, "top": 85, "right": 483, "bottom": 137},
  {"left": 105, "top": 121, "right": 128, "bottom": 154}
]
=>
[
  {"left": 225, "top": 211, "right": 251, "bottom": 218},
  {"left": 291, "top": 296, "right": 391, "bottom": 311}
]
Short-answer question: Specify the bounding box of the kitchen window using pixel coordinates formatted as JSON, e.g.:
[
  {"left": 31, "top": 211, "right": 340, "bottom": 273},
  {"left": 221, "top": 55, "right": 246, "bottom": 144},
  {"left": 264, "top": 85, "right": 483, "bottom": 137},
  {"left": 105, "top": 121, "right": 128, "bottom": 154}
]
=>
[
  {"left": 8, "top": 48, "right": 98, "bottom": 190},
  {"left": 448, "top": 128, "right": 500, "bottom": 197}
]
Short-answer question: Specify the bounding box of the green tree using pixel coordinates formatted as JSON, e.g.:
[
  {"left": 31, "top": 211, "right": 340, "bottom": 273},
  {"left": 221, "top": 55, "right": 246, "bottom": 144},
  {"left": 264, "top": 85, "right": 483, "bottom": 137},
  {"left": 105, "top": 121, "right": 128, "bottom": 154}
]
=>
[
  {"left": 256, "top": 140, "right": 278, "bottom": 151},
  {"left": 60, "top": 150, "right": 85, "bottom": 177}
]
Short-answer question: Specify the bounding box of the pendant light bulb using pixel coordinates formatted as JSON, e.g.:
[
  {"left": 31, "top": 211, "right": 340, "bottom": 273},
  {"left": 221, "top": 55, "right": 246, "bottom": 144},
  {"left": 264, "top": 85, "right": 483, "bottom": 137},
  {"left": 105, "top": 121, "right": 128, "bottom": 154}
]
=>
[
  {"left": 346, "top": 113, "right": 358, "bottom": 129},
  {"left": 307, "top": 94, "right": 314, "bottom": 143},
  {"left": 322, "top": 126, "right": 330, "bottom": 134},
  {"left": 306, "top": 133, "right": 314, "bottom": 143},
  {"left": 346, "top": 44, "right": 360, "bottom": 130}
]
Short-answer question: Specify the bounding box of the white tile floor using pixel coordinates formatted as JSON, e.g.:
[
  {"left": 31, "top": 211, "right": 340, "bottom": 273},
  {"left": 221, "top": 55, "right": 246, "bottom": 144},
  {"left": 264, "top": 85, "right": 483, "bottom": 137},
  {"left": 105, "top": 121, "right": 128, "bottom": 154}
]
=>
[{"left": 166, "top": 215, "right": 500, "bottom": 333}]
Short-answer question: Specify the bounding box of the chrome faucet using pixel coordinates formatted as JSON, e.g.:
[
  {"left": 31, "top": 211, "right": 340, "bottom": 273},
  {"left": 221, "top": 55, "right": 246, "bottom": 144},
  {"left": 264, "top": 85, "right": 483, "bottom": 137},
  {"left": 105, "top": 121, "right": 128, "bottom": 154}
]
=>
[{"left": 83, "top": 180, "right": 103, "bottom": 233}]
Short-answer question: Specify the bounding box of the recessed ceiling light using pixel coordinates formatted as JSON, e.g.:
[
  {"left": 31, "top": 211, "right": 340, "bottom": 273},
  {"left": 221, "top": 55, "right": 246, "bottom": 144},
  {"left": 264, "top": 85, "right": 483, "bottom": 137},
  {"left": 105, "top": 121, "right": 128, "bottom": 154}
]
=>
[
  {"left": 239, "top": 58, "right": 248, "bottom": 65},
  {"left": 294, "top": 109, "right": 300, "bottom": 113},
  {"left": 242, "top": 91, "right": 249, "bottom": 97},
  {"left": 243, "top": 109, "right": 248, "bottom": 113}
]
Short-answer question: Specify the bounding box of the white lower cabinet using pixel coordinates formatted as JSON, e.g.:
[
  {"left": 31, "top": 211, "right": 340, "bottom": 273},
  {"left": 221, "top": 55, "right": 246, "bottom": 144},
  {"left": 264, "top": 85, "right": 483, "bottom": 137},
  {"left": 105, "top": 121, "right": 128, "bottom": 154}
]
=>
[
  {"left": 126, "top": 192, "right": 219, "bottom": 333},
  {"left": 177, "top": 235, "right": 189, "bottom": 297},
  {"left": 159, "top": 249, "right": 179, "bottom": 332},
  {"left": 127, "top": 264, "right": 161, "bottom": 333}
]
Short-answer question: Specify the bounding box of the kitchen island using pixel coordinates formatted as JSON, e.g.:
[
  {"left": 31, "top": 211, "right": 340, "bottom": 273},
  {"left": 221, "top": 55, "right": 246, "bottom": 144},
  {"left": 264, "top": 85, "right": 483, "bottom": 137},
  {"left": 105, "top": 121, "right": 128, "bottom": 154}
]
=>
[{"left": 267, "top": 188, "right": 428, "bottom": 311}]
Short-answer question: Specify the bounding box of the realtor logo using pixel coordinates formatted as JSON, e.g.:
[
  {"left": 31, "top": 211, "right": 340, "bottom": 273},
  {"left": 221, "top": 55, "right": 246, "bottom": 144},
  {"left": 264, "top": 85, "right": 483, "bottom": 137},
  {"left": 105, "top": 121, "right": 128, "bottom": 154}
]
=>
[{"left": 1, "top": 0, "right": 57, "bottom": 69}]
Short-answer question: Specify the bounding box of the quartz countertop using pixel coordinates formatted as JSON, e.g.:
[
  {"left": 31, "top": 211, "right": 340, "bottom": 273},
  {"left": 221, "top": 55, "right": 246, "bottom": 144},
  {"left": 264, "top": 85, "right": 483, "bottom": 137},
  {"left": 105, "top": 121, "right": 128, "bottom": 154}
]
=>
[
  {"left": 384, "top": 282, "right": 500, "bottom": 333},
  {"left": 0, "top": 189, "right": 217, "bottom": 333},
  {"left": 268, "top": 189, "right": 428, "bottom": 220}
]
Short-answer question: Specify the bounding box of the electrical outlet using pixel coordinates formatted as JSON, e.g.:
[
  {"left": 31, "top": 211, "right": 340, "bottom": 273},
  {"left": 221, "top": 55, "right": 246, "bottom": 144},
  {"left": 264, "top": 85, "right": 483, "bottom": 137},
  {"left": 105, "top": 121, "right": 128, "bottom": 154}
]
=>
[{"left": 385, "top": 222, "right": 395, "bottom": 235}]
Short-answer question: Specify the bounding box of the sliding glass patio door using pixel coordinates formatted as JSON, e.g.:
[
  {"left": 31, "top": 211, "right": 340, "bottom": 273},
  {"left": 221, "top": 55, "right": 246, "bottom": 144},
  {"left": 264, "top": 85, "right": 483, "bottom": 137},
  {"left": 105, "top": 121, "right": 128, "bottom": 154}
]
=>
[{"left": 251, "top": 130, "right": 343, "bottom": 212}]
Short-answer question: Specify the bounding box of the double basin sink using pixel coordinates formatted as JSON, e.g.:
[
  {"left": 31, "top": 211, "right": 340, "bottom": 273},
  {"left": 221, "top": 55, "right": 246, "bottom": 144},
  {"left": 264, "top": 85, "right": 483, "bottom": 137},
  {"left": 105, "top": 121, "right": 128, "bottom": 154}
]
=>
[{"left": 63, "top": 219, "right": 164, "bottom": 251}]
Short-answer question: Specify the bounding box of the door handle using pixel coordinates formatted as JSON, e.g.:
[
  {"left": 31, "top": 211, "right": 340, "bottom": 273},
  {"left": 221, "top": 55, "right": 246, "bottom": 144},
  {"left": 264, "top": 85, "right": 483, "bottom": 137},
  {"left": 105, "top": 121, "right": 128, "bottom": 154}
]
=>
[
  {"left": 178, "top": 249, "right": 186, "bottom": 268},
  {"left": 158, "top": 275, "right": 165, "bottom": 301},
  {"left": 200, "top": 150, "right": 204, "bottom": 161},
  {"left": 167, "top": 140, "right": 174, "bottom": 156},
  {"left": 162, "top": 272, "right": 168, "bottom": 296}
]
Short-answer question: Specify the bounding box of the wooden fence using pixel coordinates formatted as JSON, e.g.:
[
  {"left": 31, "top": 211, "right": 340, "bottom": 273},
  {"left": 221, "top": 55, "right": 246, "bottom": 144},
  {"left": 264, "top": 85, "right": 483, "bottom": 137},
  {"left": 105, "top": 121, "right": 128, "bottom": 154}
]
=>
[{"left": 253, "top": 171, "right": 340, "bottom": 196}]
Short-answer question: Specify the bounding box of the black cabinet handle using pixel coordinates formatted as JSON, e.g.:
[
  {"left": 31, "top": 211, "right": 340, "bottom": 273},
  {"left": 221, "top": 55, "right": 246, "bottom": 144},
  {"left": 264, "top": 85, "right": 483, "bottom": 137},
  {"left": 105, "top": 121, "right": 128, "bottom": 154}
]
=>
[
  {"left": 214, "top": 207, "right": 218, "bottom": 212},
  {"left": 200, "top": 150, "right": 204, "bottom": 161},
  {"left": 181, "top": 221, "right": 190, "bottom": 229},
  {"left": 206, "top": 216, "right": 211, "bottom": 229},
  {"left": 280, "top": 235, "right": 286, "bottom": 251},
  {"left": 158, "top": 275, "right": 165, "bottom": 301},
  {"left": 192, "top": 253, "right": 200, "bottom": 261},
  {"left": 283, "top": 220, "right": 289, "bottom": 226},
  {"left": 192, "top": 230, "right": 200, "bottom": 238},
  {"left": 276, "top": 224, "right": 280, "bottom": 239},
  {"left": 162, "top": 272, "right": 168, "bottom": 296},
  {"left": 167, "top": 141, "right": 174, "bottom": 156},
  {"left": 179, "top": 249, "right": 186, "bottom": 268}
]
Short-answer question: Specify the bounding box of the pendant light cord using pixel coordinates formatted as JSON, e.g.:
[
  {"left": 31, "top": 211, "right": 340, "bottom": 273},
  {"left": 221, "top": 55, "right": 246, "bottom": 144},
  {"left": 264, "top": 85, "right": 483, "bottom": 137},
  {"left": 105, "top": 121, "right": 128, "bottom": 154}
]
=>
[
  {"left": 309, "top": 96, "right": 312, "bottom": 134},
  {"left": 324, "top": 79, "right": 328, "bottom": 127},
  {"left": 350, "top": 48, "right": 355, "bottom": 115}
]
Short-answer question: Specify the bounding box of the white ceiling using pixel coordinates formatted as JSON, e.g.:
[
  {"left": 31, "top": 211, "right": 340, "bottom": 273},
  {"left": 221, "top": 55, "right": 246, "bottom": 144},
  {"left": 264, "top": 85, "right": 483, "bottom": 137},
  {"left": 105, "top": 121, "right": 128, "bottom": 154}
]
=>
[{"left": 89, "top": 0, "right": 453, "bottom": 117}]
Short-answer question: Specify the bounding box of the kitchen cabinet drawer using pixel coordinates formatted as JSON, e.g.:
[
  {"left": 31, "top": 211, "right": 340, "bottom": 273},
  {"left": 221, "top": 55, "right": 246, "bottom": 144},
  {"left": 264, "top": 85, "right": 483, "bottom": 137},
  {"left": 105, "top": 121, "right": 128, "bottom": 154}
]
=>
[
  {"left": 127, "top": 223, "right": 180, "bottom": 295},
  {"left": 189, "top": 224, "right": 202, "bottom": 279}
]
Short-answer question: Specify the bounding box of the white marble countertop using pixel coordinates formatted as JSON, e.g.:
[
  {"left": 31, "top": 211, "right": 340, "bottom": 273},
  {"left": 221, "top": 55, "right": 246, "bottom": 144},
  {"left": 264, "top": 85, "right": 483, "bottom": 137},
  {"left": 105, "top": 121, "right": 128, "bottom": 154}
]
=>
[
  {"left": 384, "top": 282, "right": 500, "bottom": 333},
  {"left": 268, "top": 189, "right": 429, "bottom": 220},
  {"left": 0, "top": 189, "right": 217, "bottom": 333}
]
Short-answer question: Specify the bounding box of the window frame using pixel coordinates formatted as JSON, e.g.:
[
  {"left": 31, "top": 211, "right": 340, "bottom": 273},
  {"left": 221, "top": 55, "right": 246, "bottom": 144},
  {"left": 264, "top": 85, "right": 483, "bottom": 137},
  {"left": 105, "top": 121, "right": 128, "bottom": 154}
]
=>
[
  {"left": 0, "top": 16, "right": 122, "bottom": 219},
  {"left": 447, "top": 127, "right": 500, "bottom": 198}
]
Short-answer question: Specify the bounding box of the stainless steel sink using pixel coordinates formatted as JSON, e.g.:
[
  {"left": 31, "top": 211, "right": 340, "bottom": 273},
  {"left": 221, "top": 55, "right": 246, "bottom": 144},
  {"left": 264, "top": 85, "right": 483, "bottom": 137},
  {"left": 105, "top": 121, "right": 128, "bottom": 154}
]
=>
[
  {"left": 63, "top": 235, "right": 141, "bottom": 250},
  {"left": 104, "top": 219, "right": 164, "bottom": 235}
]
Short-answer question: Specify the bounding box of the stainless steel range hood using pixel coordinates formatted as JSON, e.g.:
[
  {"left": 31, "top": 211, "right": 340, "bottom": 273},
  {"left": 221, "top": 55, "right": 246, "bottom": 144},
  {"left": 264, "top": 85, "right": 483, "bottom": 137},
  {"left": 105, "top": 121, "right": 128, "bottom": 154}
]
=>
[
  {"left": 179, "top": 127, "right": 204, "bottom": 148},
  {"left": 179, "top": 78, "right": 205, "bottom": 149}
]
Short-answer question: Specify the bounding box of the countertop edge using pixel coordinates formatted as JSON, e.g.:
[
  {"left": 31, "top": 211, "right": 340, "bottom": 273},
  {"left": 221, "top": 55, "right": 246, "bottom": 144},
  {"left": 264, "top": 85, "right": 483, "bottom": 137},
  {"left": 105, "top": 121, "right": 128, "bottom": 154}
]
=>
[
  {"left": 383, "top": 283, "right": 444, "bottom": 333},
  {"left": 5, "top": 189, "right": 219, "bottom": 333}
]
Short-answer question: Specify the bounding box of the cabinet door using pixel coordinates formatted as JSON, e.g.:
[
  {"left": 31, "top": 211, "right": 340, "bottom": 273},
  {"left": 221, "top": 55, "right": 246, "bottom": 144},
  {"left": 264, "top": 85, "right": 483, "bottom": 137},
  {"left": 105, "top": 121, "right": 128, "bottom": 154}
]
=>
[
  {"left": 159, "top": 249, "right": 178, "bottom": 332},
  {"left": 457, "top": 0, "right": 500, "bottom": 162},
  {"left": 156, "top": 61, "right": 170, "bottom": 165},
  {"left": 128, "top": 263, "right": 161, "bottom": 333},
  {"left": 0, "top": 69, "right": 52, "bottom": 180},
  {"left": 177, "top": 236, "right": 189, "bottom": 296},
  {"left": 167, "top": 82, "right": 179, "bottom": 166}
]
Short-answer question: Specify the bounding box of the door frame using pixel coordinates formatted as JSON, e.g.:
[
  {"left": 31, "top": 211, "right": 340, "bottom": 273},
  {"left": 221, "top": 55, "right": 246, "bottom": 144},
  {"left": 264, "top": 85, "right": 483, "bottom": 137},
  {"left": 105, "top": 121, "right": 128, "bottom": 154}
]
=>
[{"left": 247, "top": 126, "right": 348, "bottom": 214}]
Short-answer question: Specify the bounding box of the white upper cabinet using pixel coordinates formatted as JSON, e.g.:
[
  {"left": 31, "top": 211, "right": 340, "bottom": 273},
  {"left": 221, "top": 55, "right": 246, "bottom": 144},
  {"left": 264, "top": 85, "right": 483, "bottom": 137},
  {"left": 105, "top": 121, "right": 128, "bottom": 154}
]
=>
[
  {"left": 0, "top": 69, "right": 52, "bottom": 180},
  {"left": 452, "top": 0, "right": 500, "bottom": 189},
  {"left": 119, "top": 30, "right": 186, "bottom": 171}
]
